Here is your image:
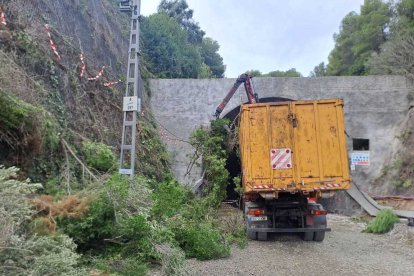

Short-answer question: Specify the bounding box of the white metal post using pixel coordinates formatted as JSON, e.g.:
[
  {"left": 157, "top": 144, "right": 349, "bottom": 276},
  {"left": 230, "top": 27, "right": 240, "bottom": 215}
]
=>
[{"left": 119, "top": 0, "right": 141, "bottom": 178}]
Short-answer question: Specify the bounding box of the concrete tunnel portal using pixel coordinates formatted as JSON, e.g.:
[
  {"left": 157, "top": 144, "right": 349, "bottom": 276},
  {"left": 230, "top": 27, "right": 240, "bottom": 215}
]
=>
[
  {"left": 150, "top": 76, "right": 413, "bottom": 214},
  {"left": 222, "top": 97, "right": 294, "bottom": 201}
]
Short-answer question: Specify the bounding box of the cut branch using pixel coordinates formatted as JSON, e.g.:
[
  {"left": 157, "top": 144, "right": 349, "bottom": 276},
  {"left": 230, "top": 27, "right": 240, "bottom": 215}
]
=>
[{"left": 61, "top": 138, "right": 99, "bottom": 182}]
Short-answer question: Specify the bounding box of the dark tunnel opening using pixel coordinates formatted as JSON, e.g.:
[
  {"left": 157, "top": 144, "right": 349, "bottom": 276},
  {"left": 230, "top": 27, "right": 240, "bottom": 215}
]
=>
[{"left": 222, "top": 97, "right": 295, "bottom": 202}]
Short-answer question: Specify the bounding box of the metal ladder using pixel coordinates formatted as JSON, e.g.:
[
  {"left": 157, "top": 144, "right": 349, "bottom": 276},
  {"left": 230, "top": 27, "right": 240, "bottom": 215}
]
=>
[{"left": 119, "top": 0, "right": 141, "bottom": 177}]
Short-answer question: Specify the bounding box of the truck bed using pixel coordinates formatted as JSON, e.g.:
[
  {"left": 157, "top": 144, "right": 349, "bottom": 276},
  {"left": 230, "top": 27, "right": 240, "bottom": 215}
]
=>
[{"left": 239, "top": 99, "right": 351, "bottom": 194}]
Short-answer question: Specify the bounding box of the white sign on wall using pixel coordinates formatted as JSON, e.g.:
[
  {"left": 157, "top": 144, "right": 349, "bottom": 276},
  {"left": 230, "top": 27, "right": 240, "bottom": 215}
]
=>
[
  {"left": 123, "top": 96, "right": 141, "bottom": 112},
  {"left": 351, "top": 151, "right": 370, "bottom": 166}
]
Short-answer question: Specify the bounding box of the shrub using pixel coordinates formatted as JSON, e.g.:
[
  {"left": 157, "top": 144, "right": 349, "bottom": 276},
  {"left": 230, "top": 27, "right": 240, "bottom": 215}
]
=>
[
  {"left": 155, "top": 243, "right": 187, "bottom": 276},
  {"left": 58, "top": 173, "right": 158, "bottom": 260},
  {"left": 152, "top": 179, "right": 191, "bottom": 219},
  {"left": 0, "top": 92, "right": 60, "bottom": 153},
  {"left": 0, "top": 166, "right": 86, "bottom": 275},
  {"left": 106, "top": 173, "right": 153, "bottom": 219},
  {"left": 25, "top": 235, "right": 87, "bottom": 276},
  {"left": 94, "top": 256, "right": 148, "bottom": 276},
  {"left": 117, "top": 215, "right": 153, "bottom": 259},
  {"left": 57, "top": 193, "right": 115, "bottom": 250},
  {"left": 364, "top": 209, "right": 399, "bottom": 234},
  {"left": 0, "top": 166, "right": 42, "bottom": 248},
  {"left": 170, "top": 219, "right": 230, "bottom": 260},
  {"left": 189, "top": 118, "right": 231, "bottom": 206},
  {"left": 83, "top": 141, "right": 116, "bottom": 171},
  {"left": 402, "top": 179, "right": 413, "bottom": 188},
  {"left": 30, "top": 194, "right": 90, "bottom": 234},
  {"left": 1, "top": 234, "right": 87, "bottom": 276},
  {"left": 219, "top": 210, "right": 247, "bottom": 248}
]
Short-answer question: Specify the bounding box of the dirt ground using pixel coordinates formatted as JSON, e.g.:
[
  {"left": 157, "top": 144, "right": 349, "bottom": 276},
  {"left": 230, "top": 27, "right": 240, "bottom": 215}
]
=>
[{"left": 185, "top": 214, "right": 414, "bottom": 276}]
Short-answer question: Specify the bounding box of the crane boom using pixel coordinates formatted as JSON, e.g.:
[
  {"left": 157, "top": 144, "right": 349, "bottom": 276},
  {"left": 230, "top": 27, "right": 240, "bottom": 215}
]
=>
[{"left": 214, "top": 73, "right": 258, "bottom": 118}]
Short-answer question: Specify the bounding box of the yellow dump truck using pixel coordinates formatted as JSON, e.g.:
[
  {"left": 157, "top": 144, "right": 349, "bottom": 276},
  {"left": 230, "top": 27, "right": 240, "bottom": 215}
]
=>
[{"left": 239, "top": 99, "right": 351, "bottom": 241}]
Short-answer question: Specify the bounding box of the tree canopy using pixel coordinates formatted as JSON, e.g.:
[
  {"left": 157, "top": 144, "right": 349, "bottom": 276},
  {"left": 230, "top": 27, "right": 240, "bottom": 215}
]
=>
[
  {"left": 326, "top": 0, "right": 391, "bottom": 76},
  {"left": 367, "top": 0, "right": 414, "bottom": 78},
  {"left": 309, "top": 62, "right": 326, "bottom": 77},
  {"left": 200, "top": 37, "right": 226, "bottom": 78},
  {"left": 140, "top": 0, "right": 226, "bottom": 78},
  {"left": 158, "top": 0, "right": 205, "bottom": 44},
  {"left": 247, "top": 68, "right": 302, "bottom": 77},
  {"left": 140, "top": 13, "right": 202, "bottom": 78}
]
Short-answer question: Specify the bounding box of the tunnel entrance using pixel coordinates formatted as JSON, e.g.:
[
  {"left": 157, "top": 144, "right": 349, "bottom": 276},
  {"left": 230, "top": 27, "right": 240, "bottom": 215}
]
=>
[{"left": 222, "top": 97, "right": 294, "bottom": 203}]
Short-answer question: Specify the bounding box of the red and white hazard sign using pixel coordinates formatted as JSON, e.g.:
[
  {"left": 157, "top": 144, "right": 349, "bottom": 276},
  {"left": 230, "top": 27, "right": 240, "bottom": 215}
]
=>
[{"left": 270, "top": 148, "right": 292, "bottom": 169}]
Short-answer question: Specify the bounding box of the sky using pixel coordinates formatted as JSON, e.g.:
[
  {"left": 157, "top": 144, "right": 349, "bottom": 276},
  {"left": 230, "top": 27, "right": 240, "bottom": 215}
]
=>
[{"left": 140, "top": 0, "right": 365, "bottom": 78}]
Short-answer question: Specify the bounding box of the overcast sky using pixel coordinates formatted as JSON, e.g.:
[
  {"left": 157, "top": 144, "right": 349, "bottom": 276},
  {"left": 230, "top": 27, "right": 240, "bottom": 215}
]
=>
[{"left": 140, "top": 0, "right": 364, "bottom": 78}]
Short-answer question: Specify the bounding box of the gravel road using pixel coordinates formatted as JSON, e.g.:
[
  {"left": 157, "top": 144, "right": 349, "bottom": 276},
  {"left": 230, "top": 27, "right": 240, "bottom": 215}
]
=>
[{"left": 186, "top": 214, "right": 414, "bottom": 276}]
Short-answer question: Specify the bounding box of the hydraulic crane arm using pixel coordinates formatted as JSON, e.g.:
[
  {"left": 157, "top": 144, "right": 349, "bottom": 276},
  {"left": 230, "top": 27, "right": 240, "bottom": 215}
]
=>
[{"left": 214, "top": 73, "right": 258, "bottom": 118}]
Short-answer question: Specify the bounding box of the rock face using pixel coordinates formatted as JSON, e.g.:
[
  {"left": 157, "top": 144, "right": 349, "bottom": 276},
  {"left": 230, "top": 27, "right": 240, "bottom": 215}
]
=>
[
  {"left": 373, "top": 107, "right": 414, "bottom": 196},
  {"left": 0, "top": 0, "right": 132, "bottom": 171},
  {"left": 4, "top": 0, "right": 129, "bottom": 75},
  {"left": 150, "top": 76, "right": 413, "bottom": 197}
]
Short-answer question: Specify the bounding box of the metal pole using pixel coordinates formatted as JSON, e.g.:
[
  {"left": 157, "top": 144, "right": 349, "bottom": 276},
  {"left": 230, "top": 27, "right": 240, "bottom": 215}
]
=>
[{"left": 119, "top": 0, "right": 141, "bottom": 178}]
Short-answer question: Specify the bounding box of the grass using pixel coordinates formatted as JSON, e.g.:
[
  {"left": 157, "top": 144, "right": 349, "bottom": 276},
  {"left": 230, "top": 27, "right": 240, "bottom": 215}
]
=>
[{"left": 364, "top": 209, "right": 399, "bottom": 234}]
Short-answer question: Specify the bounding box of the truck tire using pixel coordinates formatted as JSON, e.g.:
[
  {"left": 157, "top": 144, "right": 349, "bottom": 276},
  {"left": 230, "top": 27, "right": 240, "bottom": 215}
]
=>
[
  {"left": 304, "top": 204, "right": 327, "bottom": 242},
  {"left": 313, "top": 206, "right": 327, "bottom": 242},
  {"left": 257, "top": 232, "right": 268, "bottom": 241},
  {"left": 302, "top": 231, "right": 314, "bottom": 241},
  {"left": 313, "top": 230, "right": 325, "bottom": 242}
]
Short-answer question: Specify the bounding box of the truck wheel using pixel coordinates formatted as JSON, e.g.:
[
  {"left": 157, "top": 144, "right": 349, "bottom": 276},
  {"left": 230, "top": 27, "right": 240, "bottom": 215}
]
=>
[
  {"left": 302, "top": 231, "right": 314, "bottom": 241},
  {"left": 310, "top": 204, "right": 327, "bottom": 242},
  {"left": 247, "top": 230, "right": 257, "bottom": 240},
  {"left": 313, "top": 212, "right": 327, "bottom": 242},
  {"left": 257, "top": 232, "right": 268, "bottom": 241},
  {"left": 313, "top": 231, "right": 325, "bottom": 242}
]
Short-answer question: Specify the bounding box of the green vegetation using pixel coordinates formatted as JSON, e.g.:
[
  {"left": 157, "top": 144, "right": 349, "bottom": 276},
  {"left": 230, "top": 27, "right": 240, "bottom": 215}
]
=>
[
  {"left": 136, "top": 119, "right": 171, "bottom": 181},
  {"left": 309, "top": 62, "right": 327, "bottom": 77},
  {"left": 248, "top": 68, "right": 302, "bottom": 77},
  {"left": 5, "top": 0, "right": 414, "bottom": 274},
  {"left": 381, "top": 158, "right": 414, "bottom": 190},
  {"left": 141, "top": 13, "right": 202, "bottom": 78},
  {"left": 83, "top": 141, "right": 116, "bottom": 171},
  {"left": 200, "top": 37, "right": 226, "bottom": 78},
  {"left": 0, "top": 166, "right": 86, "bottom": 275},
  {"left": 141, "top": 0, "right": 225, "bottom": 78},
  {"left": 1, "top": 0, "right": 238, "bottom": 274},
  {"left": 319, "top": 0, "right": 414, "bottom": 78},
  {"left": 158, "top": 0, "right": 205, "bottom": 44},
  {"left": 190, "top": 119, "right": 231, "bottom": 206},
  {"left": 402, "top": 179, "right": 413, "bottom": 188},
  {"left": 326, "top": 0, "right": 391, "bottom": 76},
  {"left": 0, "top": 91, "right": 60, "bottom": 160},
  {"left": 170, "top": 219, "right": 230, "bottom": 260},
  {"left": 56, "top": 119, "right": 238, "bottom": 269},
  {"left": 321, "top": 1, "right": 414, "bottom": 194},
  {"left": 0, "top": 91, "right": 36, "bottom": 129},
  {"left": 364, "top": 209, "right": 399, "bottom": 234},
  {"left": 151, "top": 179, "right": 190, "bottom": 219}
]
